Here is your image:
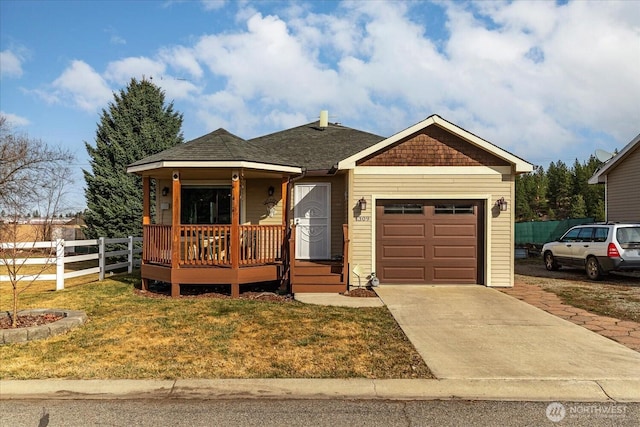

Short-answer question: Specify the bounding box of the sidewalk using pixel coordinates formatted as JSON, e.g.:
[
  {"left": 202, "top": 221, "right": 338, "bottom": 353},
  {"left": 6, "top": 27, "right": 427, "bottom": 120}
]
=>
[{"left": 1, "top": 378, "right": 639, "bottom": 402}]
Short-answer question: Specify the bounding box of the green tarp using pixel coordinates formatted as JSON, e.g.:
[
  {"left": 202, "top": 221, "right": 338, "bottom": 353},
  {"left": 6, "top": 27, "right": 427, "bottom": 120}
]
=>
[{"left": 515, "top": 218, "right": 594, "bottom": 246}]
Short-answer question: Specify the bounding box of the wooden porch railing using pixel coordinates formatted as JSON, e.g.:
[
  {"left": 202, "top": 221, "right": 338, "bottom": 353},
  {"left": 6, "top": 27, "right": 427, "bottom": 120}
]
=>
[
  {"left": 143, "top": 225, "right": 172, "bottom": 265},
  {"left": 142, "top": 224, "right": 286, "bottom": 267}
]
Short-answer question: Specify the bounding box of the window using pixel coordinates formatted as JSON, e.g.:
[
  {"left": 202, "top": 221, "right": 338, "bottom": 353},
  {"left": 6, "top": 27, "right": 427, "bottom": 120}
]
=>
[
  {"left": 435, "top": 204, "right": 474, "bottom": 214},
  {"left": 593, "top": 227, "right": 609, "bottom": 242},
  {"left": 181, "top": 187, "right": 231, "bottom": 224},
  {"left": 576, "top": 227, "right": 594, "bottom": 242},
  {"left": 383, "top": 204, "right": 424, "bottom": 214},
  {"left": 562, "top": 228, "right": 581, "bottom": 242}
]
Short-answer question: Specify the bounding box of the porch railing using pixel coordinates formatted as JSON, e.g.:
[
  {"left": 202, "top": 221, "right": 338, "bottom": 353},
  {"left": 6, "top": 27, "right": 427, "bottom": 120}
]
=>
[{"left": 142, "top": 224, "right": 286, "bottom": 267}]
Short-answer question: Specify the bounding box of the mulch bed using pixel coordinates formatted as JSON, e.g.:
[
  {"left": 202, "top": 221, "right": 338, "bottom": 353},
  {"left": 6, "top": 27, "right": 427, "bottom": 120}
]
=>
[
  {"left": 134, "top": 288, "right": 293, "bottom": 302},
  {"left": 0, "top": 313, "right": 64, "bottom": 329},
  {"left": 344, "top": 287, "right": 378, "bottom": 298}
]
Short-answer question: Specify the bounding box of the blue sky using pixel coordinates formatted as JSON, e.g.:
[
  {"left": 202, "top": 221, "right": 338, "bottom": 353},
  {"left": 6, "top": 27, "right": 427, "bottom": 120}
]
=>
[{"left": 1, "top": 0, "right": 639, "bottom": 212}]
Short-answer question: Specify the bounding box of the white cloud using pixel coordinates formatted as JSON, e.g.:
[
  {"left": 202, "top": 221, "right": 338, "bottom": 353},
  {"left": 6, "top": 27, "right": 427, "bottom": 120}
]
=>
[
  {"left": 159, "top": 46, "right": 203, "bottom": 79},
  {"left": 104, "top": 57, "right": 166, "bottom": 85},
  {"left": 110, "top": 35, "right": 127, "bottom": 45},
  {"left": 0, "top": 49, "right": 24, "bottom": 78},
  {"left": 0, "top": 111, "right": 30, "bottom": 126},
  {"left": 201, "top": 0, "right": 226, "bottom": 11},
  {"left": 51, "top": 60, "right": 113, "bottom": 112}
]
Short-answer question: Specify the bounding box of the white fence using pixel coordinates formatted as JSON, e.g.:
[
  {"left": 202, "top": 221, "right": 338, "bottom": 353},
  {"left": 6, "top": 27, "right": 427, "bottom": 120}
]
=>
[{"left": 0, "top": 237, "right": 142, "bottom": 290}]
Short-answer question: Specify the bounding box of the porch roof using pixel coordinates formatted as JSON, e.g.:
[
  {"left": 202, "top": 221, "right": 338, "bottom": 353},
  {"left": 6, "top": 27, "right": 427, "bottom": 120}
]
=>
[{"left": 127, "top": 128, "right": 303, "bottom": 174}]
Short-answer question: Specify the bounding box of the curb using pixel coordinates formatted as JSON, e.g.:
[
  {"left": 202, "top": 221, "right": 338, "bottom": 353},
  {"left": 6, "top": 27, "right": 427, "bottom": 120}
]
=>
[{"left": 2, "top": 379, "right": 639, "bottom": 402}]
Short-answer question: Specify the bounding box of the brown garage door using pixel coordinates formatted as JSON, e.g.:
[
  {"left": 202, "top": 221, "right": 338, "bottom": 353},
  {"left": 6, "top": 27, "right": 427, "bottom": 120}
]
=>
[{"left": 376, "top": 200, "right": 482, "bottom": 284}]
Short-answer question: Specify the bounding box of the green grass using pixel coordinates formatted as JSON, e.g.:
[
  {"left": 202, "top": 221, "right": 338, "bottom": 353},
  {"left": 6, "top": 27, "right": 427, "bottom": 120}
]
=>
[{"left": 0, "top": 274, "right": 432, "bottom": 380}]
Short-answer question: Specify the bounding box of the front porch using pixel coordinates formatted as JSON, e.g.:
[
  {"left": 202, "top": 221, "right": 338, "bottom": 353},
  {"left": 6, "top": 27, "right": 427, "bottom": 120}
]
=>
[
  {"left": 141, "top": 223, "right": 287, "bottom": 297},
  {"left": 141, "top": 223, "right": 349, "bottom": 297}
]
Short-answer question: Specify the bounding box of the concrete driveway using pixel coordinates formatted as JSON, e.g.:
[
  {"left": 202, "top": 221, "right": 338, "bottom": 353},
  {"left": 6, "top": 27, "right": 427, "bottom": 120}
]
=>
[{"left": 375, "top": 285, "right": 640, "bottom": 380}]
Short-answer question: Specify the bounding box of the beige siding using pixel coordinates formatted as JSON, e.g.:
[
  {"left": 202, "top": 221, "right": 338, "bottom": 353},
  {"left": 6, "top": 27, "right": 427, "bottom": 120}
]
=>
[
  {"left": 244, "top": 179, "right": 284, "bottom": 225},
  {"left": 606, "top": 146, "right": 640, "bottom": 222},
  {"left": 348, "top": 166, "right": 515, "bottom": 287}
]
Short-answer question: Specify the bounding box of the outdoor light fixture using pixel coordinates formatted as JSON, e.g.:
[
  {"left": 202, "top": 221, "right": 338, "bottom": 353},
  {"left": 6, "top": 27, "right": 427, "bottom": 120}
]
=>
[
  {"left": 495, "top": 197, "right": 508, "bottom": 212},
  {"left": 162, "top": 187, "right": 169, "bottom": 197},
  {"left": 268, "top": 185, "right": 275, "bottom": 196},
  {"left": 358, "top": 197, "right": 367, "bottom": 211}
]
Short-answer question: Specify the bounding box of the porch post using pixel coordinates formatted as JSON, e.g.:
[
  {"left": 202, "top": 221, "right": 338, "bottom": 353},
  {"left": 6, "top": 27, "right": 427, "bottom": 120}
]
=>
[
  {"left": 281, "top": 177, "right": 289, "bottom": 227},
  {"left": 141, "top": 176, "right": 151, "bottom": 291},
  {"left": 142, "top": 176, "right": 151, "bottom": 226},
  {"left": 171, "top": 171, "right": 181, "bottom": 297},
  {"left": 230, "top": 170, "right": 241, "bottom": 298}
]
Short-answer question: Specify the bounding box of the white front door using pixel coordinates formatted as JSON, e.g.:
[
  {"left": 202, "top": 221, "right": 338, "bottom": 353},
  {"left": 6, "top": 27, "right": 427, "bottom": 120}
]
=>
[{"left": 294, "top": 183, "right": 331, "bottom": 259}]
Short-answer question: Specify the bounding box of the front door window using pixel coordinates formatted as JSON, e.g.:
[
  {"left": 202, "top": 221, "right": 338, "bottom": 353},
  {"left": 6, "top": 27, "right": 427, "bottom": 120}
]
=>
[{"left": 181, "top": 187, "right": 231, "bottom": 224}]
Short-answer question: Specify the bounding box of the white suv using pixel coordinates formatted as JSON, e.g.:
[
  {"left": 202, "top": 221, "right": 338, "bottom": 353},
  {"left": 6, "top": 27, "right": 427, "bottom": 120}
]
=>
[{"left": 542, "top": 223, "right": 640, "bottom": 280}]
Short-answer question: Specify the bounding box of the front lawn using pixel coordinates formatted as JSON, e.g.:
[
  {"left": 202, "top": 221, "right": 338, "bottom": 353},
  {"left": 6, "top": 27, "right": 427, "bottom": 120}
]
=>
[{"left": 0, "top": 274, "right": 432, "bottom": 379}]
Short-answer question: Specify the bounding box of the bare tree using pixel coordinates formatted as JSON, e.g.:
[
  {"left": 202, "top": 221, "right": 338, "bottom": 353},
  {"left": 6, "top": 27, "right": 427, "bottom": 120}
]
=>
[{"left": 0, "top": 115, "right": 75, "bottom": 328}]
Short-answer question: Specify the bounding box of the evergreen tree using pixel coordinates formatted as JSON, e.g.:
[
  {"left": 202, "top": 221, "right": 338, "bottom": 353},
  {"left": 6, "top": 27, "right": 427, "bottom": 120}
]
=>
[
  {"left": 546, "top": 161, "right": 573, "bottom": 220},
  {"left": 83, "top": 78, "right": 183, "bottom": 238},
  {"left": 569, "top": 194, "right": 587, "bottom": 218}
]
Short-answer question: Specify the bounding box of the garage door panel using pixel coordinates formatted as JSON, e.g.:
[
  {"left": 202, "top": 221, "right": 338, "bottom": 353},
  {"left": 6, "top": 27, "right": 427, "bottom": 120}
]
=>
[
  {"left": 381, "top": 267, "right": 426, "bottom": 281},
  {"left": 382, "top": 245, "right": 425, "bottom": 259},
  {"left": 433, "top": 267, "right": 476, "bottom": 282},
  {"left": 433, "top": 224, "right": 476, "bottom": 237},
  {"left": 381, "top": 224, "right": 425, "bottom": 237},
  {"left": 433, "top": 245, "right": 476, "bottom": 258}
]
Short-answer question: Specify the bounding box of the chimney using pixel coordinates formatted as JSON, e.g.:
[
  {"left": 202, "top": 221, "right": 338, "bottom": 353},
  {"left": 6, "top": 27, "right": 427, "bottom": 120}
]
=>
[{"left": 319, "top": 110, "right": 329, "bottom": 128}]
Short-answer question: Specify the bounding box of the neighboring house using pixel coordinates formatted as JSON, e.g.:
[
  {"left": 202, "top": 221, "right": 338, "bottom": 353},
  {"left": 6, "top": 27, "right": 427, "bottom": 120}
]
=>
[
  {"left": 588, "top": 134, "right": 640, "bottom": 223},
  {"left": 127, "top": 113, "right": 532, "bottom": 297}
]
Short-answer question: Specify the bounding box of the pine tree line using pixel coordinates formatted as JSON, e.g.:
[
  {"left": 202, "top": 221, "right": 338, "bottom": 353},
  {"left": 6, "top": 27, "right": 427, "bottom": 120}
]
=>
[{"left": 515, "top": 156, "right": 605, "bottom": 222}]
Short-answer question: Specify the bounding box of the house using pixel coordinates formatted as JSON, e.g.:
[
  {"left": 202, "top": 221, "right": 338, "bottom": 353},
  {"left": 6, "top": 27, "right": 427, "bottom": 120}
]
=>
[
  {"left": 588, "top": 134, "right": 640, "bottom": 223},
  {"left": 127, "top": 113, "right": 533, "bottom": 297}
]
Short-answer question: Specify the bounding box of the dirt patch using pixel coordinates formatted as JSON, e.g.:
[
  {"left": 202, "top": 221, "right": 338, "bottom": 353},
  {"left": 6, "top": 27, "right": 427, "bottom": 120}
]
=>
[{"left": 515, "top": 258, "right": 640, "bottom": 323}]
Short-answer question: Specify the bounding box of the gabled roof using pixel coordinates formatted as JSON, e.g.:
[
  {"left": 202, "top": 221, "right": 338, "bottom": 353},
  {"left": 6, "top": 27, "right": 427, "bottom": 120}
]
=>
[
  {"left": 338, "top": 114, "right": 533, "bottom": 173},
  {"left": 248, "top": 121, "right": 384, "bottom": 172},
  {"left": 127, "top": 128, "right": 302, "bottom": 174},
  {"left": 588, "top": 133, "right": 640, "bottom": 184}
]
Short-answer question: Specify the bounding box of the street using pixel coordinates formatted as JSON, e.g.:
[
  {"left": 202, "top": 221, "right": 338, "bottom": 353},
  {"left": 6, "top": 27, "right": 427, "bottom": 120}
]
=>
[{"left": 1, "top": 399, "right": 638, "bottom": 427}]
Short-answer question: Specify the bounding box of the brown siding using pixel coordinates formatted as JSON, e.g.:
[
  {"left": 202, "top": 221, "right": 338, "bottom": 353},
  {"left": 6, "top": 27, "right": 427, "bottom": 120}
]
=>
[
  {"left": 358, "top": 126, "right": 510, "bottom": 167},
  {"left": 607, "top": 145, "right": 640, "bottom": 222}
]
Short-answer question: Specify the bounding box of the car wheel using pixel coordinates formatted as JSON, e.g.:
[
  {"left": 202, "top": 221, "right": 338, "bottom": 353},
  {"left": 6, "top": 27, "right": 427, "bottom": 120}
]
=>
[
  {"left": 544, "top": 252, "right": 559, "bottom": 271},
  {"left": 585, "top": 257, "right": 602, "bottom": 281}
]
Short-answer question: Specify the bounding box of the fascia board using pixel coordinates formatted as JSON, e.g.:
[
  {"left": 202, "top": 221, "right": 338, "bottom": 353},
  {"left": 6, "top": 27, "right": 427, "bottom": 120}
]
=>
[
  {"left": 588, "top": 134, "right": 640, "bottom": 184},
  {"left": 127, "top": 161, "right": 302, "bottom": 174}
]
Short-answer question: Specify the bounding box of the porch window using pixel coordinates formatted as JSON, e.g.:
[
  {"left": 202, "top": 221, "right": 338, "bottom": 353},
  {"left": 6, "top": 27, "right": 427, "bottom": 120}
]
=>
[{"left": 181, "top": 187, "right": 231, "bottom": 224}]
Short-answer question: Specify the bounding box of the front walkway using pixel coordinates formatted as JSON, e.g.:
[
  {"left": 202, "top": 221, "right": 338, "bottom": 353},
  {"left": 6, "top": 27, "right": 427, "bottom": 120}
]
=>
[
  {"left": 374, "top": 285, "right": 640, "bottom": 380},
  {"left": 501, "top": 282, "right": 640, "bottom": 352}
]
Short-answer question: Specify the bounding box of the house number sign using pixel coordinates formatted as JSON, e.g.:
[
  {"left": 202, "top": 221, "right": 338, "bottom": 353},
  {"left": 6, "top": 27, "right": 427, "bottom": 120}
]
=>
[{"left": 356, "top": 216, "right": 370, "bottom": 222}]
